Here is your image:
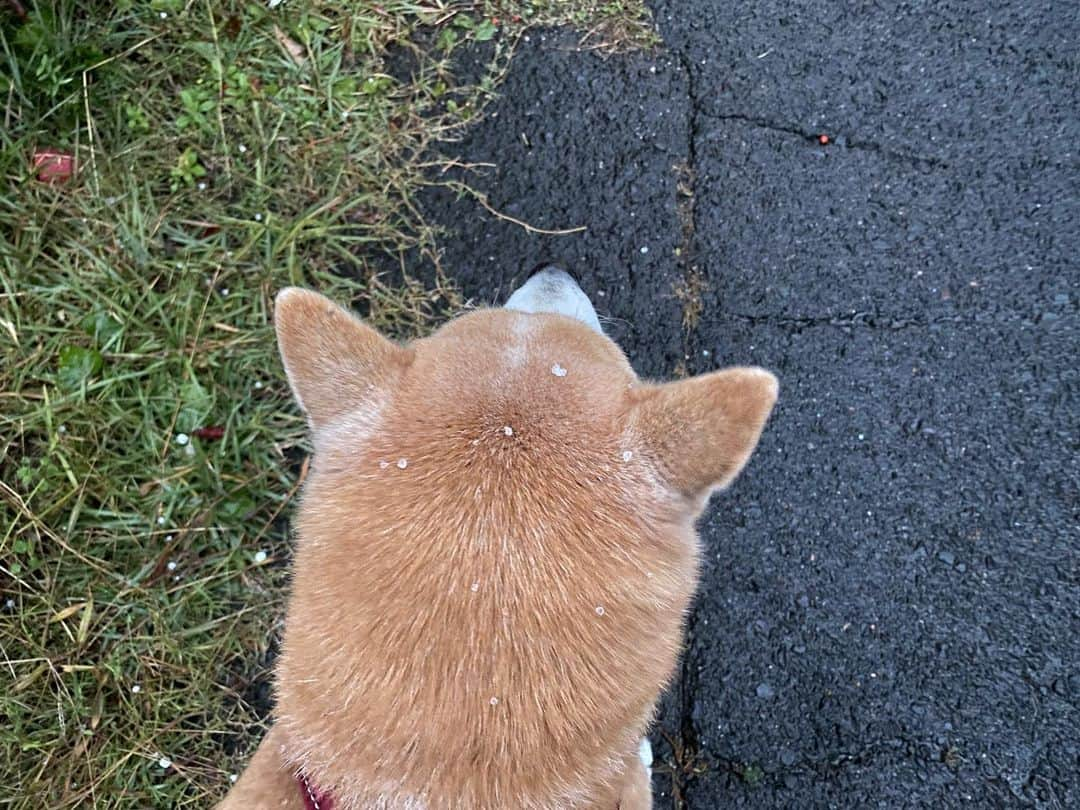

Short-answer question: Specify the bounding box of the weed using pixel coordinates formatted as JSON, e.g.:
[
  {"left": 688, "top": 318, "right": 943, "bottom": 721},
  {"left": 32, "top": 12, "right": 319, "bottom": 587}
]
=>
[{"left": 674, "top": 268, "right": 709, "bottom": 332}]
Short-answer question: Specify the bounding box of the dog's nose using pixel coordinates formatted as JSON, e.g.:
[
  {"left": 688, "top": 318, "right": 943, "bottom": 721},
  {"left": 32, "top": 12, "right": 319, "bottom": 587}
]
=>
[{"left": 504, "top": 266, "right": 603, "bottom": 334}]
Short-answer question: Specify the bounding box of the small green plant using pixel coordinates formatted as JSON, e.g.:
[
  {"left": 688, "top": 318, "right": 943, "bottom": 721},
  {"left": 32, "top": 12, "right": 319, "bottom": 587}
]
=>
[
  {"left": 124, "top": 102, "right": 151, "bottom": 133},
  {"left": 176, "top": 81, "right": 217, "bottom": 134},
  {"left": 739, "top": 763, "right": 765, "bottom": 786},
  {"left": 223, "top": 64, "right": 255, "bottom": 109},
  {"left": 170, "top": 146, "right": 207, "bottom": 190}
]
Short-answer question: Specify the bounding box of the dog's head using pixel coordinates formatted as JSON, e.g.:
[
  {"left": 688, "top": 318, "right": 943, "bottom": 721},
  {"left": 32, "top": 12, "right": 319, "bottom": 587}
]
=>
[
  {"left": 271, "top": 270, "right": 777, "bottom": 805},
  {"left": 276, "top": 268, "right": 777, "bottom": 509}
]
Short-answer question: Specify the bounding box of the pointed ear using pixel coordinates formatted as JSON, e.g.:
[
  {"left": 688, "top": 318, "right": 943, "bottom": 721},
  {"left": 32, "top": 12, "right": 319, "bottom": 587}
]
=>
[
  {"left": 630, "top": 367, "right": 778, "bottom": 498},
  {"left": 273, "top": 287, "right": 411, "bottom": 429}
]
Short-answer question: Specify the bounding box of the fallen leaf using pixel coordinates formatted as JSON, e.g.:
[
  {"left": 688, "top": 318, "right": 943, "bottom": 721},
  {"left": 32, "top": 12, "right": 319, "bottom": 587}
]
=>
[
  {"left": 0, "top": 316, "right": 18, "bottom": 345},
  {"left": 273, "top": 25, "right": 306, "bottom": 66},
  {"left": 50, "top": 602, "right": 88, "bottom": 623}
]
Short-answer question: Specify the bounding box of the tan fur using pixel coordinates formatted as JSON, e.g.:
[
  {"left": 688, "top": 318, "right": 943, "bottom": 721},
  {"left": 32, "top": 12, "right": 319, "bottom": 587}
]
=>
[{"left": 219, "top": 288, "right": 777, "bottom": 809}]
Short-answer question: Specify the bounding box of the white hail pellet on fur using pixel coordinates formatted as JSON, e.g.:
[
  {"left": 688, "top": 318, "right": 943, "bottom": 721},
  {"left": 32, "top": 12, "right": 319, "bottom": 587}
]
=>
[
  {"left": 490, "top": 697, "right": 499, "bottom": 706},
  {"left": 551, "top": 363, "right": 567, "bottom": 377},
  {"left": 503, "top": 426, "right": 513, "bottom": 436},
  {"left": 471, "top": 582, "right": 480, "bottom": 592},
  {"left": 396, "top": 458, "right": 408, "bottom": 469},
  {"left": 379, "top": 460, "right": 389, "bottom": 469},
  {"left": 229, "top": 774, "right": 238, "bottom": 783},
  {"left": 621, "top": 450, "right": 633, "bottom": 462},
  {"left": 595, "top": 606, "right": 605, "bottom": 616}
]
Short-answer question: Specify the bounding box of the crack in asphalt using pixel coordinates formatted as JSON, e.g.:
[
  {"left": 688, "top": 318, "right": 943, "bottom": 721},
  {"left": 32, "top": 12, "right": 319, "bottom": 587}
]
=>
[
  {"left": 668, "top": 52, "right": 705, "bottom": 810},
  {"left": 712, "top": 113, "right": 949, "bottom": 169}
]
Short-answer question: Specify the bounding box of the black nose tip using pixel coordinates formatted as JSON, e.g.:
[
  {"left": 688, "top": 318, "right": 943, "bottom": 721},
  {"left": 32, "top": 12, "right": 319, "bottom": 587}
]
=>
[{"left": 528, "top": 262, "right": 578, "bottom": 282}]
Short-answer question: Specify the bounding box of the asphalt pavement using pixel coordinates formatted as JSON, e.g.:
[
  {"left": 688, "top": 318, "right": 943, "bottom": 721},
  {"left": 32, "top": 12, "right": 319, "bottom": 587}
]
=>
[{"left": 414, "top": 2, "right": 1079, "bottom": 806}]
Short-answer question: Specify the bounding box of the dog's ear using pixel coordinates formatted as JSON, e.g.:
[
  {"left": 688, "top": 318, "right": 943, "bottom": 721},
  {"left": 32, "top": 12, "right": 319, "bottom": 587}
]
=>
[
  {"left": 274, "top": 287, "right": 412, "bottom": 430},
  {"left": 630, "top": 367, "right": 778, "bottom": 499}
]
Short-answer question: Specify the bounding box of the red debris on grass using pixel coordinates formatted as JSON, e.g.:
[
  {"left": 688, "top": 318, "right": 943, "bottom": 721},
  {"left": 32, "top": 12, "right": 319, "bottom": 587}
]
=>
[
  {"left": 32, "top": 150, "right": 76, "bottom": 184},
  {"left": 192, "top": 426, "right": 226, "bottom": 441}
]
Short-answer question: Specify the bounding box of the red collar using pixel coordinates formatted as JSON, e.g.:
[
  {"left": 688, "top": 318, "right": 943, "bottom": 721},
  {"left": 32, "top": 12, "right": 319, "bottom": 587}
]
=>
[{"left": 297, "top": 772, "right": 335, "bottom": 810}]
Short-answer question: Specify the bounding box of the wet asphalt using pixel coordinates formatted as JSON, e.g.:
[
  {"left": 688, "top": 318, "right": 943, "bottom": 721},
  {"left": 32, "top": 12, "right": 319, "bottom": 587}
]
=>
[{"left": 411, "top": 2, "right": 1079, "bottom": 807}]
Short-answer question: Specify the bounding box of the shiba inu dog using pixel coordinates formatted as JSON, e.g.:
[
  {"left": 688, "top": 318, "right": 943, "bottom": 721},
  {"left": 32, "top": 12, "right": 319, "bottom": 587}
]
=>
[{"left": 218, "top": 268, "right": 777, "bottom": 809}]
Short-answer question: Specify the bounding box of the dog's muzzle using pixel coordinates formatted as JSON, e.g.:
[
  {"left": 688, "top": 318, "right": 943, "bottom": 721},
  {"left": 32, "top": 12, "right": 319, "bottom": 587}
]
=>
[{"left": 504, "top": 266, "right": 603, "bottom": 334}]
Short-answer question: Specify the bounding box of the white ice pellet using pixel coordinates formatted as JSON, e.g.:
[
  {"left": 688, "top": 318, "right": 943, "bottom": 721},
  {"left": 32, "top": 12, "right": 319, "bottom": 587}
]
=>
[
  {"left": 175, "top": 433, "right": 189, "bottom": 446},
  {"left": 253, "top": 550, "right": 268, "bottom": 564},
  {"left": 470, "top": 582, "right": 480, "bottom": 592},
  {"left": 621, "top": 450, "right": 633, "bottom": 462},
  {"left": 158, "top": 757, "right": 171, "bottom": 769},
  {"left": 489, "top": 697, "right": 499, "bottom": 706},
  {"left": 640, "top": 246, "right": 649, "bottom": 254},
  {"left": 156, "top": 516, "right": 166, "bottom": 525},
  {"left": 551, "top": 363, "right": 567, "bottom": 377},
  {"left": 166, "top": 561, "right": 177, "bottom": 571},
  {"left": 229, "top": 774, "right": 238, "bottom": 783},
  {"left": 131, "top": 684, "right": 141, "bottom": 693},
  {"left": 396, "top": 458, "right": 408, "bottom": 469},
  {"left": 503, "top": 426, "right": 513, "bottom": 436},
  {"left": 379, "top": 460, "right": 389, "bottom": 469},
  {"left": 595, "top": 606, "right": 605, "bottom": 616}
]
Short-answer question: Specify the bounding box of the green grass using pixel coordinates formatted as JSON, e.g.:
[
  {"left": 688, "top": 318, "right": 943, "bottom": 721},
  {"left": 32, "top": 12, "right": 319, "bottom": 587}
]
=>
[{"left": 0, "top": 0, "right": 652, "bottom": 806}]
